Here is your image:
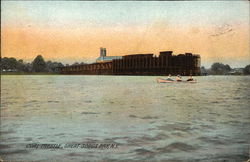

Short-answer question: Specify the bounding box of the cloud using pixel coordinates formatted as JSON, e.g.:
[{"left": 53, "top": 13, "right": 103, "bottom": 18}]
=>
[{"left": 209, "top": 24, "right": 234, "bottom": 37}]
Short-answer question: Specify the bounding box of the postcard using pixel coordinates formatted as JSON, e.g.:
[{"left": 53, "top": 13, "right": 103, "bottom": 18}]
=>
[{"left": 1, "top": 1, "right": 250, "bottom": 161}]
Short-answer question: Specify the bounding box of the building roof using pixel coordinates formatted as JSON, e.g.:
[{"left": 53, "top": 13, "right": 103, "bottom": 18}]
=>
[
  {"left": 123, "top": 54, "right": 154, "bottom": 58},
  {"left": 96, "top": 56, "right": 122, "bottom": 63}
]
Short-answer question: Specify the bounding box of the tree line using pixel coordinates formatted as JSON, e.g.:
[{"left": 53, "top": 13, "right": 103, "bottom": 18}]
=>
[
  {"left": 201, "top": 62, "right": 250, "bottom": 75},
  {"left": 0, "top": 55, "right": 85, "bottom": 73}
]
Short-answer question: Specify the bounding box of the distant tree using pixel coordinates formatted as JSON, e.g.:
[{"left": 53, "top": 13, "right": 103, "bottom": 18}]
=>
[
  {"left": 57, "top": 62, "right": 64, "bottom": 68},
  {"left": 16, "top": 59, "right": 25, "bottom": 71},
  {"left": 22, "top": 63, "right": 31, "bottom": 72},
  {"left": 200, "top": 66, "right": 207, "bottom": 75},
  {"left": 224, "top": 64, "right": 231, "bottom": 71},
  {"left": 32, "top": 55, "right": 47, "bottom": 72},
  {"left": 17, "top": 59, "right": 24, "bottom": 65},
  {"left": 211, "top": 62, "right": 231, "bottom": 75},
  {"left": 1, "top": 57, "right": 18, "bottom": 70},
  {"left": 1, "top": 56, "right": 64, "bottom": 73},
  {"left": 46, "top": 61, "right": 53, "bottom": 72},
  {"left": 46, "top": 61, "right": 64, "bottom": 72},
  {"left": 243, "top": 64, "right": 250, "bottom": 75},
  {"left": 9, "top": 57, "right": 18, "bottom": 69}
]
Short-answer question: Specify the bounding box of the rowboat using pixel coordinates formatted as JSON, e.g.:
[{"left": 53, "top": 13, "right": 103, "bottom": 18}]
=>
[
  {"left": 156, "top": 78, "right": 174, "bottom": 83},
  {"left": 186, "top": 80, "right": 197, "bottom": 83},
  {"left": 157, "top": 78, "right": 197, "bottom": 83}
]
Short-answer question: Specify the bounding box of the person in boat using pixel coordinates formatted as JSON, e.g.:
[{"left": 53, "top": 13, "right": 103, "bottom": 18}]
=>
[
  {"left": 166, "top": 74, "right": 174, "bottom": 81},
  {"left": 176, "top": 75, "right": 182, "bottom": 82},
  {"left": 187, "top": 75, "right": 194, "bottom": 81}
]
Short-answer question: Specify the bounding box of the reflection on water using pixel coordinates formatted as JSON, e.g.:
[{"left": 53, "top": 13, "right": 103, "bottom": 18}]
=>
[{"left": 1, "top": 75, "right": 250, "bottom": 161}]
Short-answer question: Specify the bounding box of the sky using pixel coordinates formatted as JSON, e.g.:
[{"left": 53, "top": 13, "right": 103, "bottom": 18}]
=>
[{"left": 1, "top": 1, "right": 250, "bottom": 67}]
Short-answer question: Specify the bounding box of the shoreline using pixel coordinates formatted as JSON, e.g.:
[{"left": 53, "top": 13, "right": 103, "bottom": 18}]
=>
[
  {"left": 1, "top": 72, "right": 59, "bottom": 75},
  {"left": 1, "top": 72, "right": 247, "bottom": 76}
]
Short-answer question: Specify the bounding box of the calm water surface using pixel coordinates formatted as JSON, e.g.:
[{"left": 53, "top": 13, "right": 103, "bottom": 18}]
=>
[{"left": 1, "top": 75, "right": 250, "bottom": 161}]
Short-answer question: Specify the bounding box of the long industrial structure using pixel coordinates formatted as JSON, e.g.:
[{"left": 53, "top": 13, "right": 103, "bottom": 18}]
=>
[{"left": 59, "top": 48, "right": 201, "bottom": 75}]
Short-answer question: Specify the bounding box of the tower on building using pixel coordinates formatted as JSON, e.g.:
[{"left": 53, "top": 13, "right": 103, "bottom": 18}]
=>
[
  {"left": 103, "top": 48, "right": 106, "bottom": 57},
  {"left": 100, "top": 47, "right": 107, "bottom": 57}
]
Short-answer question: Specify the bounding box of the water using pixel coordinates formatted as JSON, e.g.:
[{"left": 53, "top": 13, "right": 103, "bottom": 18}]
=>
[{"left": 1, "top": 75, "right": 250, "bottom": 161}]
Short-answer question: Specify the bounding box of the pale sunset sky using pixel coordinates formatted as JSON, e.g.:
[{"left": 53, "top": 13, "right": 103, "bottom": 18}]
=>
[{"left": 1, "top": 1, "right": 249, "bottom": 67}]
